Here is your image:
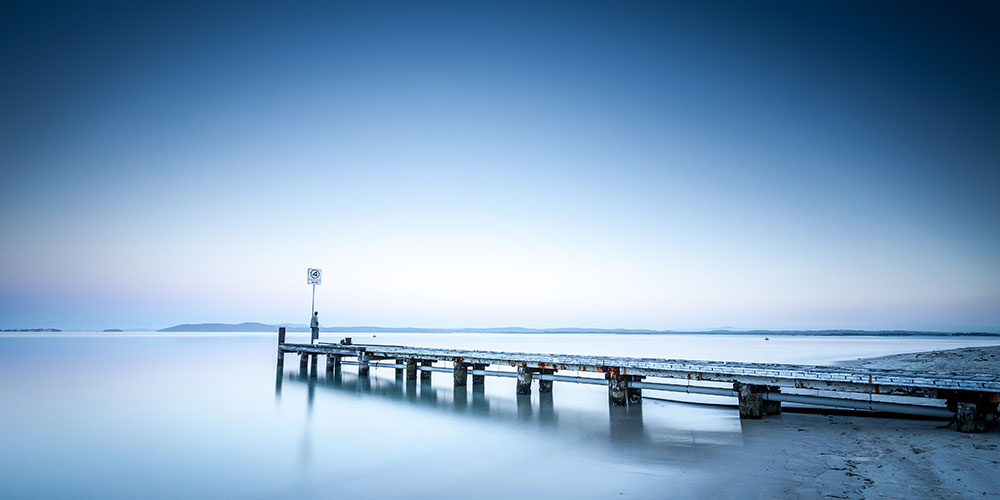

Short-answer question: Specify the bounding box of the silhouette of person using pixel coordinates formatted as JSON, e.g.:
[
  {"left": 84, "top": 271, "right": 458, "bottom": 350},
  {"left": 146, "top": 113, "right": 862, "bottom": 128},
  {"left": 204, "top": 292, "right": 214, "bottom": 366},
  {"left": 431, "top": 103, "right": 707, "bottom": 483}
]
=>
[{"left": 310, "top": 311, "right": 319, "bottom": 343}]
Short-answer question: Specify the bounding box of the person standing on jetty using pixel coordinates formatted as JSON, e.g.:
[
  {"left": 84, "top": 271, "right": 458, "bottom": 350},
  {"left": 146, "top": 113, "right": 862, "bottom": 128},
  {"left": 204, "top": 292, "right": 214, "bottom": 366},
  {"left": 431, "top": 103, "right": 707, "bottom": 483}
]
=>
[{"left": 310, "top": 312, "right": 320, "bottom": 344}]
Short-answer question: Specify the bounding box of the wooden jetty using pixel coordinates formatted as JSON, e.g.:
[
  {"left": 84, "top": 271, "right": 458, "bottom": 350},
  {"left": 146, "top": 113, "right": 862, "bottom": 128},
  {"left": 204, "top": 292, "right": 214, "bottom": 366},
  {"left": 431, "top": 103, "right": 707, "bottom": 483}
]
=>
[{"left": 276, "top": 328, "right": 1000, "bottom": 433}]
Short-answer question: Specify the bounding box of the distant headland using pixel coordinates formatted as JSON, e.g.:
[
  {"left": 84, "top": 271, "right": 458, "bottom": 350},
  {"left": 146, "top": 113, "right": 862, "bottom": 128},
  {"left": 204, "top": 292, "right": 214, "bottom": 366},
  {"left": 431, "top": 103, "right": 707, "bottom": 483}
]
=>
[{"left": 155, "top": 322, "right": 1000, "bottom": 336}]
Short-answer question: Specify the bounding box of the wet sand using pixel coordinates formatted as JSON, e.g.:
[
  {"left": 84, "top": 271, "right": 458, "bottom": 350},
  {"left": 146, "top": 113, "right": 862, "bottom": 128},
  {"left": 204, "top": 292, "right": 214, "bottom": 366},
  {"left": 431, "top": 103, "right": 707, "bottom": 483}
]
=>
[
  {"left": 698, "top": 346, "right": 1000, "bottom": 499},
  {"left": 699, "top": 410, "right": 999, "bottom": 499}
]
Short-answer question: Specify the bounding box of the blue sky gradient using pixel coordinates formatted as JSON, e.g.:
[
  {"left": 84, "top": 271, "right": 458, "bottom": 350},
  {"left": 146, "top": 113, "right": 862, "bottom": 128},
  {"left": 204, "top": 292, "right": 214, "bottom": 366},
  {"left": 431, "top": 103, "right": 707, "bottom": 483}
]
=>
[{"left": 2, "top": 1, "right": 998, "bottom": 331}]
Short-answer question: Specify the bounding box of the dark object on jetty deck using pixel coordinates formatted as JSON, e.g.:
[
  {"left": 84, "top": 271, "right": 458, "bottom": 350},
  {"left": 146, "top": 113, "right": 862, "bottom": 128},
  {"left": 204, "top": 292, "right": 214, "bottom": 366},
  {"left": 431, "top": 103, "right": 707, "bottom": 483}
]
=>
[{"left": 275, "top": 328, "right": 999, "bottom": 433}]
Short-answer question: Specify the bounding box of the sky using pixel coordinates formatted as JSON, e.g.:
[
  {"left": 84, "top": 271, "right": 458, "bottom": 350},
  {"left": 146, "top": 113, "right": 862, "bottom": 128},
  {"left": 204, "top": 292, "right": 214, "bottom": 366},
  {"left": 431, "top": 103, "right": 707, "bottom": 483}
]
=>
[{"left": 1, "top": 1, "right": 998, "bottom": 332}]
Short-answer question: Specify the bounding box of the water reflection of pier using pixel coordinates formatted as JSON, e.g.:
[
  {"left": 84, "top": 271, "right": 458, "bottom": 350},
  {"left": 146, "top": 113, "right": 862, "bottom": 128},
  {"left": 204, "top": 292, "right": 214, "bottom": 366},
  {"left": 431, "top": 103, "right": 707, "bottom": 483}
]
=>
[{"left": 275, "top": 361, "right": 745, "bottom": 464}]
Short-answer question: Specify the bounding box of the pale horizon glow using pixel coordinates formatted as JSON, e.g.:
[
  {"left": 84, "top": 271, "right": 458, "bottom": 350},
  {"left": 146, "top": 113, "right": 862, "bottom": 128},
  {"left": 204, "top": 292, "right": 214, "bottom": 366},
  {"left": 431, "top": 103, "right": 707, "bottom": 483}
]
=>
[{"left": 1, "top": 2, "right": 998, "bottom": 332}]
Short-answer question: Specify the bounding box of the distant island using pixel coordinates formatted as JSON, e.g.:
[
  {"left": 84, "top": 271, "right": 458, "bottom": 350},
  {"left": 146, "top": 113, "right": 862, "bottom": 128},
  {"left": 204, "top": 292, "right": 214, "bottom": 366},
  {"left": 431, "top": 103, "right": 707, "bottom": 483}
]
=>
[
  {"left": 156, "top": 323, "right": 999, "bottom": 336},
  {"left": 159, "top": 322, "right": 288, "bottom": 332},
  {"left": 1, "top": 328, "right": 61, "bottom": 332}
]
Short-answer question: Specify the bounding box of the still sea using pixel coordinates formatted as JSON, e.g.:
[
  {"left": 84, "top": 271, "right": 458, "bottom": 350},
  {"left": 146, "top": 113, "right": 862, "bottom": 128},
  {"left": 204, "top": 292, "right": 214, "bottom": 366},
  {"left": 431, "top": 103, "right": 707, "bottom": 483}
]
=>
[{"left": 1, "top": 332, "right": 996, "bottom": 499}]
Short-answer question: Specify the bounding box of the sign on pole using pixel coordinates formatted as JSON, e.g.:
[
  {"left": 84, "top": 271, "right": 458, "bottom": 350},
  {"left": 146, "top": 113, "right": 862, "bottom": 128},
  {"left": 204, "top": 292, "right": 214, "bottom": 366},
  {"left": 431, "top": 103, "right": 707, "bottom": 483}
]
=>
[
  {"left": 307, "top": 268, "right": 322, "bottom": 344},
  {"left": 307, "top": 268, "right": 322, "bottom": 285}
]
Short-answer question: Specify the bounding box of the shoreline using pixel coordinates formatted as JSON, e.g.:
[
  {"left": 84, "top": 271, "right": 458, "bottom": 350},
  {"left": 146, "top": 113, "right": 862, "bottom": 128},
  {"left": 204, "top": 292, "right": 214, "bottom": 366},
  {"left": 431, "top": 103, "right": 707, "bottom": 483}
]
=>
[{"left": 704, "top": 345, "right": 1000, "bottom": 499}]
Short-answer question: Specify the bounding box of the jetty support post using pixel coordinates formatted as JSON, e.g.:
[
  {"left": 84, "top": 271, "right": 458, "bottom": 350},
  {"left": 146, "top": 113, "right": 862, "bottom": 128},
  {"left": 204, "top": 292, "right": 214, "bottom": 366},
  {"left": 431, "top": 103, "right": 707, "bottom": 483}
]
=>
[
  {"left": 608, "top": 373, "right": 627, "bottom": 407},
  {"left": 472, "top": 364, "right": 488, "bottom": 385},
  {"left": 626, "top": 376, "right": 644, "bottom": 405},
  {"left": 735, "top": 382, "right": 765, "bottom": 419},
  {"left": 299, "top": 352, "right": 309, "bottom": 372},
  {"left": 539, "top": 369, "right": 555, "bottom": 394},
  {"left": 420, "top": 360, "right": 433, "bottom": 381},
  {"left": 276, "top": 327, "right": 286, "bottom": 366},
  {"left": 454, "top": 361, "right": 469, "bottom": 387},
  {"left": 309, "top": 354, "right": 318, "bottom": 374},
  {"left": 405, "top": 359, "right": 417, "bottom": 380},
  {"left": 326, "top": 354, "right": 341, "bottom": 372},
  {"left": 956, "top": 403, "right": 987, "bottom": 433},
  {"left": 395, "top": 359, "right": 405, "bottom": 379},
  {"left": 358, "top": 352, "right": 370, "bottom": 377},
  {"left": 950, "top": 391, "right": 997, "bottom": 433},
  {"left": 516, "top": 366, "right": 533, "bottom": 395}
]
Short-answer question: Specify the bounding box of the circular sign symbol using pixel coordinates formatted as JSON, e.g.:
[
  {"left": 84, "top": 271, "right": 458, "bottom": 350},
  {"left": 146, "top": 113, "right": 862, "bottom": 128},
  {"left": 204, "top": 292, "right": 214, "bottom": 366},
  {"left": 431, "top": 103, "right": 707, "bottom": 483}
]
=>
[{"left": 307, "top": 268, "right": 322, "bottom": 285}]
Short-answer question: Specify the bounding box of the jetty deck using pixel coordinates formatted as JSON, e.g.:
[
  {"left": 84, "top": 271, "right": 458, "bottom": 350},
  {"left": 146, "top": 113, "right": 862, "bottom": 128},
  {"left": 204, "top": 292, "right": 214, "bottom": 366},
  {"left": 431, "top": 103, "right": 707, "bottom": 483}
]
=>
[{"left": 276, "top": 329, "right": 999, "bottom": 433}]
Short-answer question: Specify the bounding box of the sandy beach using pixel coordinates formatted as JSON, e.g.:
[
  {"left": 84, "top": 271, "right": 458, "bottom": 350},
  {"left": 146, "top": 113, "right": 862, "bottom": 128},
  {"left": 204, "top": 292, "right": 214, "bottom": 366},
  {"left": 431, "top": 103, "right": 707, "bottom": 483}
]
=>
[
  {"left": 841, "top": 345, "right": 1000, "bottom": 374},
  {"left": 701, "top": 345, "right": 1000, "bottom": 499}
]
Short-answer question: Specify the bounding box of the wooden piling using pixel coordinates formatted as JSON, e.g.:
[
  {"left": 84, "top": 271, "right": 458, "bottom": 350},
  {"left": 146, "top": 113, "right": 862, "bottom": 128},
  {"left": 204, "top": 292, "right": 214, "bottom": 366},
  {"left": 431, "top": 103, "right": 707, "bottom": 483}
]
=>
[
  {"left": 358, "top": 352, "right": 370, "bottom": 376},
  {"left": 278, "top": 327, "right": 286, "bottom": 345},
  {"left": 539, "top": 369, "right": 554, "bottom": 393},
  {"left": 454, "top": 362, "right": 469, "bottom": 387},
  {"left": 405, "top": 359, "right": 417, "bottom": 380},
  {"left": 735, "top": 383, "right": 764, "bottom": 419},
  {"left": 517, "top": 366, "right": 533, "bottom": 395},
  {"left": 420, "top": 360, "right": 432, "bottom": 380},
  {"left": 395, "top": 358, "right": 405, "bottom": 379},
  {"left": 956, "top": 402, "right": 987, "bottom": 433},
  {"left": 472, "top": 363, "right": 487, "bottom": 385},
  {"left": 299, "top": 352, "right": 309, "bottom": 372},
  {"left": 608, "top": 375, "right": 627, "bottom": 406},
  {"left": 326, "top": 354, "right": 341, "bottom": 372},
  {"left": 626, "top": 376, "right": 643, "bottom": 405}
]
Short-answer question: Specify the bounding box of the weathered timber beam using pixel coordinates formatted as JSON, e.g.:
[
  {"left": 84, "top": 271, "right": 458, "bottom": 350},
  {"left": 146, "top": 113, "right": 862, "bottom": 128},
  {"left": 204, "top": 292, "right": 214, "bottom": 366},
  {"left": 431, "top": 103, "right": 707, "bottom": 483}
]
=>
[{"left": 315, "top": 355, "right": 962, "bottom": 419}]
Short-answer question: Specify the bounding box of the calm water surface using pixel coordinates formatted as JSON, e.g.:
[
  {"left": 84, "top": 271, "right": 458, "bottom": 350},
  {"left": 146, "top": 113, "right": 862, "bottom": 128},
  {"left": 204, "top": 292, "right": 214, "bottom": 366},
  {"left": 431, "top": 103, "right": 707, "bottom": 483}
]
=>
[{"left": 1, "top": 333, "right": 997, "bottom": 499}]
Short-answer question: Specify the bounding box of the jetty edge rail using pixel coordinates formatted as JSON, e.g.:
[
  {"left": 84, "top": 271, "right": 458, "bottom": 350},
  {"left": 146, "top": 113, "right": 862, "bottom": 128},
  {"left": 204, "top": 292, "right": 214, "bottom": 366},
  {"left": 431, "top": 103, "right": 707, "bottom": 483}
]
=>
[{"left": 275, "top": 329, "right": 999, "bottom": 433}]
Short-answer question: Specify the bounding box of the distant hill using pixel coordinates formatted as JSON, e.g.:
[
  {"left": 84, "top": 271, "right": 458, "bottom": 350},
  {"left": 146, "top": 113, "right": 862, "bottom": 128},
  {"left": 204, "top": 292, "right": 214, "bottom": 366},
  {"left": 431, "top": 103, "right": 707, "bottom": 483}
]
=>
[
  {"left": 159, "top": 322, "right": 288, "bottom": 332},
  {"left": 155, "top": 323, "right": 1000, "bottom": 336}
]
